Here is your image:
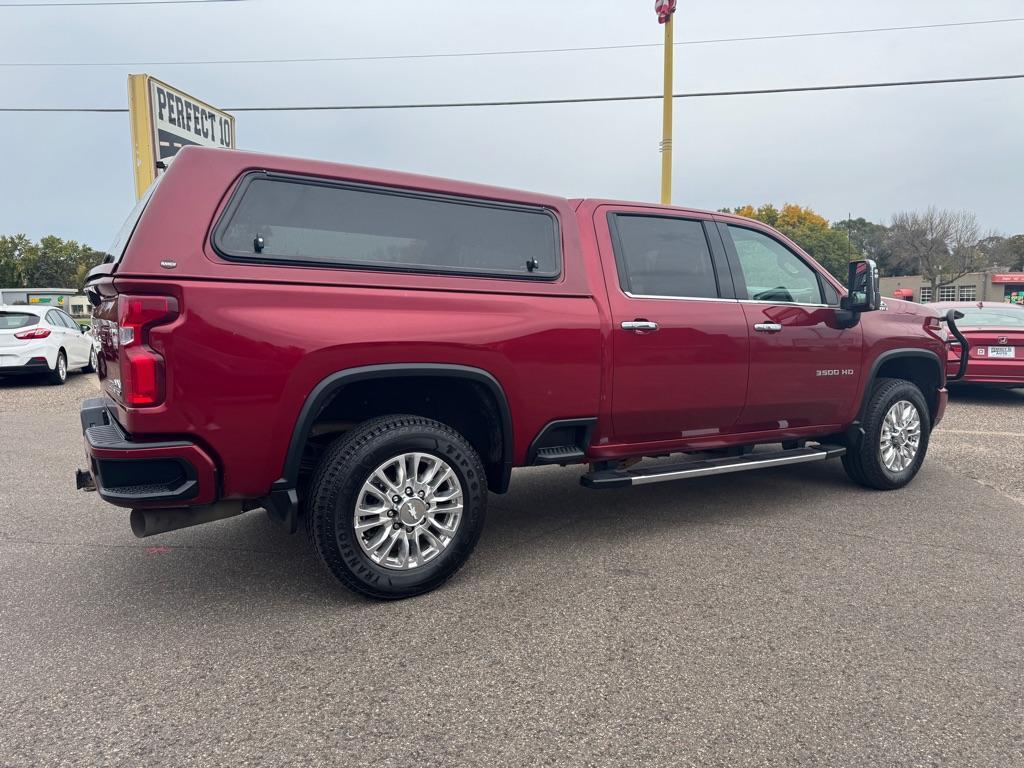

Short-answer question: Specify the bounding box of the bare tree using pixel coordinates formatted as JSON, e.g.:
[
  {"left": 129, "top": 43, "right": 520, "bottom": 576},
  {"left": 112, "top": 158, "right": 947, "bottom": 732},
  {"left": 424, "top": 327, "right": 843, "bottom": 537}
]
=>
[{"left": 889, "top": 208, "right": 983, "bottom": 295}]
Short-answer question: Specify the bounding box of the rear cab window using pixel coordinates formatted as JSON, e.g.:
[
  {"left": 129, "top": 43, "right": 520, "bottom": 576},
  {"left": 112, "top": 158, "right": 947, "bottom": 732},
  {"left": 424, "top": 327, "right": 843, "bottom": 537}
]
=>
[
  {"left": 608, "top": 214, "right": 721, "bottom": 299},
  {"left": 212, "top": 173, "right": 561, "bottom": 280}
]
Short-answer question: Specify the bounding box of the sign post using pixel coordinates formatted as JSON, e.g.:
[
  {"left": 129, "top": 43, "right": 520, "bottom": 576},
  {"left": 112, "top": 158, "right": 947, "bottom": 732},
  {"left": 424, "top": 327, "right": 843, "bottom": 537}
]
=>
[{"left": 127, "top": 74, "right": 236, "bottom": 200}]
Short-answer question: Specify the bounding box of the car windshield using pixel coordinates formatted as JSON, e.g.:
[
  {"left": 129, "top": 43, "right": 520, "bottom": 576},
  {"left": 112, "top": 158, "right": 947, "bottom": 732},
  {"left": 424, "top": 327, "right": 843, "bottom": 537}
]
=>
[
  {"left": 0, "top": 312, "right": 38, "bottom": 329},
  {"left": 956, "top": 307, "right": 1024, "bottom": 328}
]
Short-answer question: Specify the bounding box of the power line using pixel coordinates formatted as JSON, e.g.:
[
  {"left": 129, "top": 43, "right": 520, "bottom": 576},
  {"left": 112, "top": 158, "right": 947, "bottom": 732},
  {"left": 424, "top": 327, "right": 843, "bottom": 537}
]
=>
[
  {"left": 1, "top": 16, "right": 1021, "bottom": 66},
  {"left": 0, "top": 0, "right": 248, "bottom": 6},
  {"left": 2, "top": 72, "right": 1021, "bottom": 113}
]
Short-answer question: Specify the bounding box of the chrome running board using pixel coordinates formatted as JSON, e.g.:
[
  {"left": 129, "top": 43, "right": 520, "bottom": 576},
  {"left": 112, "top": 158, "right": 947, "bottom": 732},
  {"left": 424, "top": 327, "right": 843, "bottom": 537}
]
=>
[{"left": 580, "top": 444, "right": 846, "bottom": 489}]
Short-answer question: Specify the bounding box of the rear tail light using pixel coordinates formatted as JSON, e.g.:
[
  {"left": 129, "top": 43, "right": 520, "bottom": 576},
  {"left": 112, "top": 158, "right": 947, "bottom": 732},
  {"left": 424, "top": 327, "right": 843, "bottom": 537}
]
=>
[
  {"left": 14, "top": 327, "right": 50, "bottom": 340},
  {"left": 118, "top": 294, "right": 179, "bottom": 407}
]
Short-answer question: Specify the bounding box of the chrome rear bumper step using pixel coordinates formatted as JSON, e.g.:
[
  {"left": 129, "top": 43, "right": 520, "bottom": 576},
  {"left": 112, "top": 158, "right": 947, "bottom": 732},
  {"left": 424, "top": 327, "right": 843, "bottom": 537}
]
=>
[{"left": 580, "top": 444, "right": 846, "bottom": 489}]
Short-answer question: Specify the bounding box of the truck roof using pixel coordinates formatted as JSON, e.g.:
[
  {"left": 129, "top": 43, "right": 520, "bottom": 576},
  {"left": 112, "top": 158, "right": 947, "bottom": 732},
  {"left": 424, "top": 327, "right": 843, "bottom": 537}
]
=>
[{"left": 172, "top": 146, "right": 729, "bottom": 221}]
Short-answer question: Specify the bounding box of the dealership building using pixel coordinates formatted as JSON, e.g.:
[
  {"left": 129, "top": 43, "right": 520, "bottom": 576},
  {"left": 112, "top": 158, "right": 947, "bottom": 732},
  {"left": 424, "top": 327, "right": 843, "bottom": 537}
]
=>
[
  {"left": 0, "top": 288, "right": 91, "bottom": 322},
  {"left": 879, "top": 271, "right": 1024, "bottom": 304}
]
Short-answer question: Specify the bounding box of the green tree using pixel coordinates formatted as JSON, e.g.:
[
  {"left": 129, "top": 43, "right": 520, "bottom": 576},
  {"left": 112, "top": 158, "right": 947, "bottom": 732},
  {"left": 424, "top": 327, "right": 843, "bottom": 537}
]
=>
[
  {"left": 831, "top": 217, "right": 894, "bottom": 274},
  {"left": 721, "top": 203, "right": 854, "bottom": 280},
  {"left": 0, "top": 235, "right": 34, "bottom": 288},
  {"left": 0, "top": 234, "right": 103, "bottom": 290},
  {"left": 978, "top": 234, "right": 1024, "bottom": 271}
]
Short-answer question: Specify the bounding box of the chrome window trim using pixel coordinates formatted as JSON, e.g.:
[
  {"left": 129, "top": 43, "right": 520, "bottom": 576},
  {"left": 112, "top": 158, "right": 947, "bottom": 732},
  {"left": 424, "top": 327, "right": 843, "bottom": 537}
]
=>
[
  {"left": 623, "top": 291, "right": 738, "bottom": 303},
  {"left": 739, "top": 299, "right": 833, "bottom": 308},
  {"left": 623, "top": 291, "right": 834, "bottom": 309}
]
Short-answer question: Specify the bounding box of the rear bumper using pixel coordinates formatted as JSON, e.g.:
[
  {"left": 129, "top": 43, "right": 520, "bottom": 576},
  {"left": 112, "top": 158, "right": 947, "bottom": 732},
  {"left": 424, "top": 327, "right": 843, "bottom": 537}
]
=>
[
  {"left": 79, "top": 396, "right": 218, "bottom": 508},
  {"left": 0, "top": 359, "right": 51, "bottom": 375},
  {"left": 946, "top": 356, "right": 1024, "bottom": 387},
  {"left": 0, "top": 341, "right": 54, "bottom": 374}
]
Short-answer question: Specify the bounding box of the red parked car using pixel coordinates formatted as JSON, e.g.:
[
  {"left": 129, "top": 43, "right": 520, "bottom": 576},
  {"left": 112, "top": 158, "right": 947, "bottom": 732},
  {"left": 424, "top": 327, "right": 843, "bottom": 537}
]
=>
[
  {"left": 931, "top": 301, "right": 1024, "bottom": 388},
  {"left": 78, "top": 146, "right": 966, "bottom": 598}
]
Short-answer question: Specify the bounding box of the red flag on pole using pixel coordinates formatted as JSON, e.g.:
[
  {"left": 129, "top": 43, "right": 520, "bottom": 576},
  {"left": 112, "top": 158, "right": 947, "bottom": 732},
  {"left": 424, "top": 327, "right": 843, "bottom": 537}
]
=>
[{"left": 655, "top": 0, "right": 676, "bottom": 24}]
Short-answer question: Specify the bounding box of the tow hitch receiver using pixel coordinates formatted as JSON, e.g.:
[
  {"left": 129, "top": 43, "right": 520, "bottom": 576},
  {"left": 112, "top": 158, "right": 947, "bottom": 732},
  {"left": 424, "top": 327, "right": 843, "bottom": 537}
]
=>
[{"left": 945, "top": 309, "right": 971, "bottom": 382}]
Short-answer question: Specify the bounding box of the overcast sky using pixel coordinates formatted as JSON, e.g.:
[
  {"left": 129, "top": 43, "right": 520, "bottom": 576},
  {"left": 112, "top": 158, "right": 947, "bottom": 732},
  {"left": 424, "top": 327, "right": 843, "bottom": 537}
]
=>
[{"left": 1, "top": 0, "right": 1022, "bottom": 249}]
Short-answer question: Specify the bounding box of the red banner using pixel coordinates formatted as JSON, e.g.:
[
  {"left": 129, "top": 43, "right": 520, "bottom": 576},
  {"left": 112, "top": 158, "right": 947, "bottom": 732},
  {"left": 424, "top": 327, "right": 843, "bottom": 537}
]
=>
[
  {"left": 655, "top": 0, "right": 676, "bottom": 23},
  {"left": 992, "top": 273, "right": 1024, "bottom": 284}
]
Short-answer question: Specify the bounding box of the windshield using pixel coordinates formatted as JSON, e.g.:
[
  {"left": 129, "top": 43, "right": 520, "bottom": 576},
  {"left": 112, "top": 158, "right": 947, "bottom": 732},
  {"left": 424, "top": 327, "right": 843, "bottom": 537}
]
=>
[
  {"left": 956, "top": 307, "right": 1024, "bottom": 328},
  {"left": 0, "top": 312, "right": 38, "bottom": 329},
  {"left": 105, "top": 177, "right": 161, "bottom": 264}
]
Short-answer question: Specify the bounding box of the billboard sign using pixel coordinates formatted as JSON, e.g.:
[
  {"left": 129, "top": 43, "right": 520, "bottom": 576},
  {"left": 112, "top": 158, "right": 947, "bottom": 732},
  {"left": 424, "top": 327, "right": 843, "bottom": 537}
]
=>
[{"left": 127, "top": 74, "right": 235, "bottom": 200}]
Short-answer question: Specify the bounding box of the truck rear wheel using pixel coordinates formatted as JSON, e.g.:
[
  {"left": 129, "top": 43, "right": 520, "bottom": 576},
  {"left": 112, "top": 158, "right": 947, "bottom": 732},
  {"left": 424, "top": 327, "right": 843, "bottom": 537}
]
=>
[
  {"left": 307, "top": 414, "right": 487, "bottom": 599},
  {"left": 842, "top": 377, "right": 930, "bottom": 490}
]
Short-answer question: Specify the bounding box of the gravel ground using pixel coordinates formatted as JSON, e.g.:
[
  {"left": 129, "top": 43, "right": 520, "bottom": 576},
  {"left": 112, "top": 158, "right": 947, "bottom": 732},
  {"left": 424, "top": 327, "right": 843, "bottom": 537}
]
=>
[{"left": 1, "top": 374, "right": 1021, "bottom": 767}]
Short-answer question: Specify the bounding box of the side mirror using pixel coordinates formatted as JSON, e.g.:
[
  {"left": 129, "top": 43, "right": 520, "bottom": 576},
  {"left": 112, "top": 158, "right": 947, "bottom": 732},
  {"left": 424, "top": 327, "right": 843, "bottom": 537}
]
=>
[{"left": 841, "top": 259, "right": 880, "bottom": 313}]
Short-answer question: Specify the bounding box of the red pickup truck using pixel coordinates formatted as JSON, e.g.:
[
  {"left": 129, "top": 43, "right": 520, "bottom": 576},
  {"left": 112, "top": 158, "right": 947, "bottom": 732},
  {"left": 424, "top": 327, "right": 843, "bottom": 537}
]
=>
[{"left": 79, "top": 146, "right": 967, "bottom": 599}]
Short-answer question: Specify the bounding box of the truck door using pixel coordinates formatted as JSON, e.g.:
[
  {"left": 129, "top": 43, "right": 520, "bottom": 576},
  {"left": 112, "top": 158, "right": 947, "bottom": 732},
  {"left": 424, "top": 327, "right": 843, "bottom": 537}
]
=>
[
  {"left": 595, "top": 206, "right": 749, "bottom": 445},
  {"left": 717, "top": 221, "right": 863, "bottom": 432}
]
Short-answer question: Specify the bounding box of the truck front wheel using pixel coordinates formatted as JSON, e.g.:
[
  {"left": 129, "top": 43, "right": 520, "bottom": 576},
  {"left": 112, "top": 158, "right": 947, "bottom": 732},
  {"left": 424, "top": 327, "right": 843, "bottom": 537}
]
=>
[
  {"left": 307, "top": 415, "right": 488, "bottom": 599},
  {"left": 842, "top": 377, "right": 931, "bottom": 490}
]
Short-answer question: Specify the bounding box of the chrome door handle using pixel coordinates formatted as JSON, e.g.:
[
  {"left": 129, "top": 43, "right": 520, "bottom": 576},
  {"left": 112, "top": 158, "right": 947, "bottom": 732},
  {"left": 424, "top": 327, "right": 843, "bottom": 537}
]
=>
[
  {"left": 621, "top": 320, "right": 659, "bottom": 332},
  {"left": 753, "top": 322, "right": 783, "bottom": 333}
]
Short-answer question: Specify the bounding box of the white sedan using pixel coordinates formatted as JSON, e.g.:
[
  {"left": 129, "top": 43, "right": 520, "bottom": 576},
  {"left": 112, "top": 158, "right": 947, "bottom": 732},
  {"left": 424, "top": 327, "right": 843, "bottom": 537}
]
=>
[{"left": 0, "top": 305, "right": 98, "bottom": 384}]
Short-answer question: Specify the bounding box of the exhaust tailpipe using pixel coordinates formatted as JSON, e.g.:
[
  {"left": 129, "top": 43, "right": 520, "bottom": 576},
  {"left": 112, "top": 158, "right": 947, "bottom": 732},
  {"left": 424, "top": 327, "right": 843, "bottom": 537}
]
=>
[{"left": 130, "top": 501, "right": 245, "bottom": 538}]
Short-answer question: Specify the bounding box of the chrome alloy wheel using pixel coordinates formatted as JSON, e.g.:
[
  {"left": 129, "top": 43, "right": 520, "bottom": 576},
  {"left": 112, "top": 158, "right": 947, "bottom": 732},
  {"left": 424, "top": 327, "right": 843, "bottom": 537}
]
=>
[
  {"left": 879, "top": 399, "right": 922, "bottom": 472},
  {"left": 353, "top": 452, "right": 464, "bottom": 570},
  {"left": 57, "top": 354, "right": 67, "bottom": 381}
]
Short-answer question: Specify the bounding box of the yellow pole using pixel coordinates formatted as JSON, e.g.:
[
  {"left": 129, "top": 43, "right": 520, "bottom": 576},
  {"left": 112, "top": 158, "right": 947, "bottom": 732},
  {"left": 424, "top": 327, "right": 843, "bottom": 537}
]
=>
[
  {"left": 660, "top": 14, "right": 674, "bottom": 205},
  {"left": 127, "top": 74, "right": 156, "bottom": 201}
]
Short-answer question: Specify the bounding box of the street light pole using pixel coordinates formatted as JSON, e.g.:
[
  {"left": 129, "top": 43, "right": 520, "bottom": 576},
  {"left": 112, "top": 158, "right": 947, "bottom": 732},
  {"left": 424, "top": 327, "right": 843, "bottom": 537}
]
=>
[{"left": 656, "top": 0, "right": 677, "bottom": 205}]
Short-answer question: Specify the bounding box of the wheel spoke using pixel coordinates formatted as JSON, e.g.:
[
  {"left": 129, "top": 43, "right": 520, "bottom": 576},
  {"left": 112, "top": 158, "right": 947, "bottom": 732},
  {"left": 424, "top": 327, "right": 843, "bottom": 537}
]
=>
[
  {"left": 394, "top": 531, "right": 411, "bottom": 568},
  {"left": 392, "top": 457, "right": 407, "bottom": 489},
  {"left": 428, "top": 466, "right": 454, "bottom": 494},
  {"left": 407, "top": 532, "right": 423, "bottom": 567},
  {"left": 408, "top": 453, "right": 423, "bottom": 485},
  {"left": 420, "top": 455, "right": 442, "bottom": 486},
  {"left": 363, "top": 525, "right": 392, "bottom": 555},
  {"left": 419, "top": 526, "right": 445, "bottom": 553},
  {"left": 371, "top": 528, "right": 401, "bottom": 562},
  {"left": 427, "top": 511, "right": 461, "bottom": 536},
  {"left": 352, "top": 518, "right": 385, "bottom": 536},
  {"left": 373, "top": 468, "right": 402, "bottom": 496}
]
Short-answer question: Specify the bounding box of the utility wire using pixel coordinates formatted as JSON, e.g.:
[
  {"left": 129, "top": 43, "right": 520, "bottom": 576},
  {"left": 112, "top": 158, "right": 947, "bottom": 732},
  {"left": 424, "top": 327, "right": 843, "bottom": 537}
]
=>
[
  {"left": 0, "top": 0, "right": 249, "bottom": 6},
  {"left": 0, "top": 16, "right": 1021, "bottom": 66},
  {"left": 2, "top": 73, "right": 1021, "bottom": 113}
]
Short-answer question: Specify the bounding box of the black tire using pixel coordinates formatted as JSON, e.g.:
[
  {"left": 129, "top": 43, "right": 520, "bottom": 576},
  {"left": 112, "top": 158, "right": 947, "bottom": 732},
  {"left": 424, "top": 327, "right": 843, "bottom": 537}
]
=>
[
  {"left": 307, "top": 414, "right": 488, "bottom": 600},
  {"left": 83, "top": 347, "right": 98, "bottom": 373},
  {"left": 842, "top": 377, "right": 930, "bottom": 490},
  {"left": 47, "top": 350, "right": 67, "bottom": 385}
]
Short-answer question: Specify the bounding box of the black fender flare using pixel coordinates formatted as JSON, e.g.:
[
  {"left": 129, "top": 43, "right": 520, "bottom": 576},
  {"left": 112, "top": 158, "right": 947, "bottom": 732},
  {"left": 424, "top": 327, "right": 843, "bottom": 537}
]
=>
[
  {"left": 269, "top": 363, "right": 514, "bottom": 509},
  {"left": 852, "top": 348, "right": 944, "bottom": 430}
]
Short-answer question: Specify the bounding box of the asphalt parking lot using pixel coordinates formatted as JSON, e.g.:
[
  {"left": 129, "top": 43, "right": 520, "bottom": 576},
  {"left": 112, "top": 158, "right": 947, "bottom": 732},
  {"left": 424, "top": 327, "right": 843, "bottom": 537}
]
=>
[{"left": 1, "top": 374, "right": 1022, "bottom": 767}]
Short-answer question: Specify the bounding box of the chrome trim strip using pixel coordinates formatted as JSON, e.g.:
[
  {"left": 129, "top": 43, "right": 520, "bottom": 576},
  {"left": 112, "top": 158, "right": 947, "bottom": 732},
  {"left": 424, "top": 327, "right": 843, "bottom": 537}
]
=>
[
  {"left": 622, "top": 291, "right": 834, "bottom": 309},
  {"left": 739, "top": 299, "right": 833, "bottom": 308},
  {"left": 623, "top": 292, "right": 738, "bottom": 303},
  {"left": 629, "top": 449, "right": 836, "bottom": 485}
]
